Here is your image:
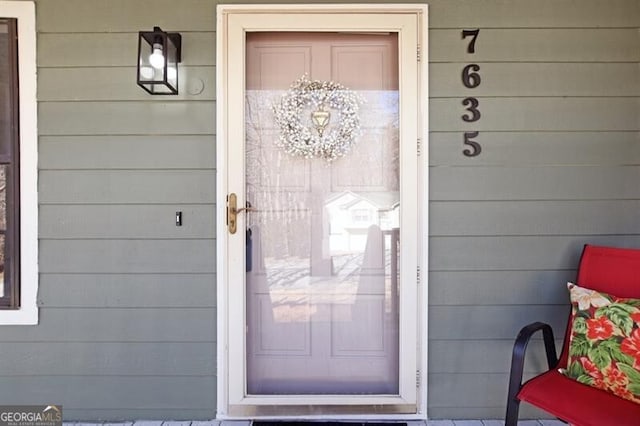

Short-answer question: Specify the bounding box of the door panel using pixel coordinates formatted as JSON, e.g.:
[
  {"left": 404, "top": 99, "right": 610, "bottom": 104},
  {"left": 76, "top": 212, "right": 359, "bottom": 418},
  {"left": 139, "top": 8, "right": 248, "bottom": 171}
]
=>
[{"left": 245, "top": 32, "right": 399, "bottom": 395}]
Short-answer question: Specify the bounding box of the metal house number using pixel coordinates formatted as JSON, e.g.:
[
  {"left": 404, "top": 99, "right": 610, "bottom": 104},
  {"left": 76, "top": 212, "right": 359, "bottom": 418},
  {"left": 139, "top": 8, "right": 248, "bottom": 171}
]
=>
[{"left": 461, "top": 29, "right": 481, "bottom": 157}]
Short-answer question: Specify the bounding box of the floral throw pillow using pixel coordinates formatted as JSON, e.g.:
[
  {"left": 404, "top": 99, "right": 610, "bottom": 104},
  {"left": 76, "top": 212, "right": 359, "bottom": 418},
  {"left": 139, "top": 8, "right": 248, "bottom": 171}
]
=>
[{"left": 562, "top": 282, "right": 640, "bottom": 404}]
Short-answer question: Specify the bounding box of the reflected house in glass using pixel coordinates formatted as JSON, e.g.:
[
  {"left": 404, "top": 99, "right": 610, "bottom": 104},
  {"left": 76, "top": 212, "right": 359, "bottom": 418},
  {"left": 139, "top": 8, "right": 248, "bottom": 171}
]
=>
[{"left": 325, "top": 191, "right": 400, "bottom": 253}]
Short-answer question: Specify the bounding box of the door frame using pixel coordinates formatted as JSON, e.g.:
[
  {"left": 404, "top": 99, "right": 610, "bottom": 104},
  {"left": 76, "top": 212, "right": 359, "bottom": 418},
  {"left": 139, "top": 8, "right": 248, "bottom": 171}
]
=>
[{"left": 216, "top": 4, "right": 429, "bottom": 419}]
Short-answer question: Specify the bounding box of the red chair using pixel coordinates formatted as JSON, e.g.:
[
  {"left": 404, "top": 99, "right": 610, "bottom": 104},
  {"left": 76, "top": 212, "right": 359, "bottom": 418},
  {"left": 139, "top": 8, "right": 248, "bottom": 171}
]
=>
[{"left": 505, "top": 244, "right": 640, "bottom": 426}]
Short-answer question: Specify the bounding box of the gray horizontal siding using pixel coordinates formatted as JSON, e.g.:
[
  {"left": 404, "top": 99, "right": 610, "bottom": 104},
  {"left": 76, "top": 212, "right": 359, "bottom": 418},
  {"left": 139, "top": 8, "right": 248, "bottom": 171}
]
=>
[
  {"left": 431, "top": 166, "right": 640, "bottom": 201},
  {"left": 430, "top": 235, "right": 640, "bottom": 271},
  {"left": 431, "top": 200, "right": 640, "bottom": 236},
  {"left": 38, "top": 32, "right": 216, "bottom": 67},
  {"left": 27, "top": 0, "right": 219, "bottom": 420},
  {"left": 0, "top": 308, "right": 215, "bottom": 342},
  {"left": 40, "top": 205, "right": 215, "bottom": 239},
  {"left": 428, "top": 373, "right": 515, "bottom": 409},
  {"left": 426, "top": 0, "right": 640, "bottom": 29},
  {"left": 38, "top": 66, "right": 216, "bottom": 101},
  {"left": 429, "top": 340, "right": 562, "bottom": 374},
  {"left": 426, "top": 0, "right": 640, "bottom": 416},
  {"left": 40, "top": 240, "right": 215, "bottom": 273},
  {"left": 37, "top": 0, "right": 217, "bottom": 33},
  {"left": 39, "top": 102, "right": 215, "bottom": 135},
  {"left": 0, "top": 376, "right": 215, "bottom": 410},
  {"left": 430, "top": 98, "right": 640, "bottom": 131},
  {"left": 39, "top": 274, "right": 216, "bottom": 308},
  {"left": 430, "top": 132, "right": 640, "bottom": 166},
  {"left": 431, "top": 28, "right": 640, "bottom": 62},
  {"left": 428, "top": 373, "right": 550, "bottom": 419},
  {"left": 429, "top": 305, "right": 569, "bottom": 340},
  {"left": 428, "top": 270, "right": 574, "bottom": 306},
  {"left": 39, "top": 170, "right": 216, "bottom": 204},
  {"left": 429, "top": 372, "right": 551, "bottom": 409},
  {"left": 0, "top": 342, "right": 215, "bottom": 375},
  {"left": 430, "top": 63, "right": 640, "bottom": 97},
  {"left": 39, "top": 136, "right": 216, "bottom": 170}
]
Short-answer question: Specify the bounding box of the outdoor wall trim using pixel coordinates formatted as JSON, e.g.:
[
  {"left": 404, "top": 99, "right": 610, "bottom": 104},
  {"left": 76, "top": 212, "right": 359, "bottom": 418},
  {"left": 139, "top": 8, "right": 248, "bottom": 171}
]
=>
[{"left": 0, "top": 1, "right": 38, "bottom": 325}]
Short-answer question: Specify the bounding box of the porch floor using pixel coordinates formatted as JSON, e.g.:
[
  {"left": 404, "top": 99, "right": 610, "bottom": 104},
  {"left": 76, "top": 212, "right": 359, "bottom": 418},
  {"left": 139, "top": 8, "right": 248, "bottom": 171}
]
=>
[{"left": 64, "top": 420, "right": 566, "bottom": 426}]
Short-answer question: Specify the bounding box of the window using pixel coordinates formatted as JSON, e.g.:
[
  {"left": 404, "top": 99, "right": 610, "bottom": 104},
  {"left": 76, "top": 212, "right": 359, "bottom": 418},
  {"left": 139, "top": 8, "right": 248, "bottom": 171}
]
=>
[
  {"left": 351, "top": 208, "right": 371, "bottom": 223},
  {"left": 0, "top": 1, "right": 37, "bottom": 324},
  {"left": 0, "top": 18, "right": 19, "bottom": 307}
]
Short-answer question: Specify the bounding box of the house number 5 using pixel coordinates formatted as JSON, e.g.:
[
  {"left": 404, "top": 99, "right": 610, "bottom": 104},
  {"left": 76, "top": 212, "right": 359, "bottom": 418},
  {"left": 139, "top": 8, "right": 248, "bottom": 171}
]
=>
[{"left": 461, "top": 29, "right": 481, "bottom": 157}]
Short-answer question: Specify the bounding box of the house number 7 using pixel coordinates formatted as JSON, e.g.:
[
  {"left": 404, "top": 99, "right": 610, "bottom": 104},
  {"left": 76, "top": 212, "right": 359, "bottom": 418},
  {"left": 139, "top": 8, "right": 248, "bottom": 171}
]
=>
[
  {"left": 461, "top": 29, "right": 481, "bottom": 157},
  {"left": 462, "top": 29, "right": 479, "bottom": 54}
]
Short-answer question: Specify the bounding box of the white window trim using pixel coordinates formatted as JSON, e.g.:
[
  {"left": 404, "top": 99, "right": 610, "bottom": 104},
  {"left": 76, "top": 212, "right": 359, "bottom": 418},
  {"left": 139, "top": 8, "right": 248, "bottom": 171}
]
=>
[{"left": 0, "top": 1, "right": 38, "bottom": 325}]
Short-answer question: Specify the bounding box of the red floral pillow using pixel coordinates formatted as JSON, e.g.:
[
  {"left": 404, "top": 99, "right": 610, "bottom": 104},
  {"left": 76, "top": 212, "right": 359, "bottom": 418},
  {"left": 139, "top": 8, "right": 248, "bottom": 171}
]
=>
[{"left": 562, "top": 282, "right": 640, "bottom": 404}]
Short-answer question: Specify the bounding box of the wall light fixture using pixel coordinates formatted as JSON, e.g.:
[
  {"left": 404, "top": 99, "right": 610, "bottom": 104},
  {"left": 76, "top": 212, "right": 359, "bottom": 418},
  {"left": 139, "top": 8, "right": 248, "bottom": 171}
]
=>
[{"left": 137, "top": 26, "right": 182, "bottom": 95}]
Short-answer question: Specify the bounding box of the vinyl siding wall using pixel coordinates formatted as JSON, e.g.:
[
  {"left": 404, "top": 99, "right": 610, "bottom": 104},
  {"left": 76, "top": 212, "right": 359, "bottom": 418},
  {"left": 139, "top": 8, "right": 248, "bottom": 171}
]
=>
[
  {"left": 3, "top": 0, "right": 218, "bottom": 420},
  {"left": 426, "top": 0, "right": 640, "bottom": 418},
  {"left": 0, "top": 0, "right": 637, "bottom": 421}
]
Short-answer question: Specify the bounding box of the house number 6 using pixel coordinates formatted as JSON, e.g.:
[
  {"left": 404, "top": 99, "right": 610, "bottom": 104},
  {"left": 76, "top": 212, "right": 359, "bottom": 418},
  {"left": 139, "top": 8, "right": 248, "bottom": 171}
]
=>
[{"left": 461, "top": 29, "right": 481, "bottom": 157}]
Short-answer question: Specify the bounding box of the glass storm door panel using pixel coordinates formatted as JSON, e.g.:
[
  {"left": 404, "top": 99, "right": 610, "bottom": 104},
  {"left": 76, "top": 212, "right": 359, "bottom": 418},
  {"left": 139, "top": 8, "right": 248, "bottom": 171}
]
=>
[{"left": 245, "top": 32, "right": 400, "bottom": 395}]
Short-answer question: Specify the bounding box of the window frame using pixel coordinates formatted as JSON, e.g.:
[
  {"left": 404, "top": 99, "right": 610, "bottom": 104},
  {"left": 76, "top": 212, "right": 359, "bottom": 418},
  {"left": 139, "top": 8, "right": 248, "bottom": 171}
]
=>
[
  {"left": 0, "top": 17, "right": 20, "bottom": 308},
  {"left": 0, "top": 1, "right": 38, "bottom": 324}
]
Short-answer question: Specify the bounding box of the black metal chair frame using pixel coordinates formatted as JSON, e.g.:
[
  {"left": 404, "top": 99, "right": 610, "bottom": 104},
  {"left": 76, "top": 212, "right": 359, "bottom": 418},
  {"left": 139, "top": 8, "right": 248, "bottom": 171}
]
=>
[{"left": 505, "top": 321, "right": 560, "bottom": 425}]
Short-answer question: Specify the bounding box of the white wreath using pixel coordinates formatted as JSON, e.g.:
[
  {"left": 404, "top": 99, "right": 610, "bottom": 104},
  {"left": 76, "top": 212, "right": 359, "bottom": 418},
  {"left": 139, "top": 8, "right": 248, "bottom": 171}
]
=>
[{"left": 272, "top": 75, "right": 364, "bottom": 162}]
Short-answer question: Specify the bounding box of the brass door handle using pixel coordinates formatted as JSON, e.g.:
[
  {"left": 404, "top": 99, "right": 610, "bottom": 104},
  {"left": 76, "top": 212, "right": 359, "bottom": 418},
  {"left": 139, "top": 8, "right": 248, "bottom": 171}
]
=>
[
  {"left": 235, "top": 206, "right": 257, "bottom": 214},
  {"left": 227, "top": 193, "right": 256, "bottom": 234},
  {"left": 227, "top": 193, "right": 238, "bottom": 234}
]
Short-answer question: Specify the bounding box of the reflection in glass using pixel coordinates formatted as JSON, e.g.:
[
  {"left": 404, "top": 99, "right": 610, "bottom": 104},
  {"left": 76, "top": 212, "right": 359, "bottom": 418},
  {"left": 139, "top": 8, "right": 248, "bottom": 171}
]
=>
[
  {"left": 0, "top": 22, "right": 9, "bottom": 298},
  {"left": 0, "top": 166, "right": 6, "bottom": 297},
  {"left": 0, "top": 23, "right": 11, "bottom": 158},
  {"left": 245, "top": 32, "right": 400, "bottom": 395}
]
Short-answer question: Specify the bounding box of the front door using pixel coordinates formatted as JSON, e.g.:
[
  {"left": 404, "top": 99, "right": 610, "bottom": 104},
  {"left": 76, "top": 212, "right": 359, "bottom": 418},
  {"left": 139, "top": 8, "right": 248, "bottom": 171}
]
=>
[{"left": 217, "top": 5, "right": 428, "bottom": 417}]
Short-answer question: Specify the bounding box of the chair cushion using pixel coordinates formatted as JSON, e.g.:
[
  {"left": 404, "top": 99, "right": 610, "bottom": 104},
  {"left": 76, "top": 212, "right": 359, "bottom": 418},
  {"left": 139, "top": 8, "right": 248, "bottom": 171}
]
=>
[
  {"left": 562, "top": 283, "right": 640, "bottom": 405},
  {"left": 556, "top": 245, "right": 640, "bottom": 367},
  {"left": 518, "top": 369, "right": 640, "bottom": 426}
]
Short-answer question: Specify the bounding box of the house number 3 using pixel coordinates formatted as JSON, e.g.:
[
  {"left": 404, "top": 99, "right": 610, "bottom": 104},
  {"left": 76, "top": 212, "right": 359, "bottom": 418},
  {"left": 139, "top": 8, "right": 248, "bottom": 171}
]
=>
[{"left": 461, "top": 29, "right": 481, "bottom": 157}]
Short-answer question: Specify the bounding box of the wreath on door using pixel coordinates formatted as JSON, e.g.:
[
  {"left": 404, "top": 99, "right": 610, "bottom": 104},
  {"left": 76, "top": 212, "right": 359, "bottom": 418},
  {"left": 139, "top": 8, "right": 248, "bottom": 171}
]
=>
[{"left": 272, "top": 75, "right": 364, "bottom": 162}]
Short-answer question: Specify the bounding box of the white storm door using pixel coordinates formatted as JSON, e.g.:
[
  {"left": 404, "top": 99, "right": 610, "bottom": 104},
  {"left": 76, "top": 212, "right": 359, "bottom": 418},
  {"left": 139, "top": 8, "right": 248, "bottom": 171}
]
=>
[{"left": 217, "top": 5, "right": 427, "bottom": 416}]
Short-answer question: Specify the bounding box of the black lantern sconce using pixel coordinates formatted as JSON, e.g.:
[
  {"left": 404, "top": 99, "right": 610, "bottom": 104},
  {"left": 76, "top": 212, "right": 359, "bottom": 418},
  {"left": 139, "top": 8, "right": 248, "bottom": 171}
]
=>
[{"left": 137, "top": 26, "right": 182, "bottom": 95}]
